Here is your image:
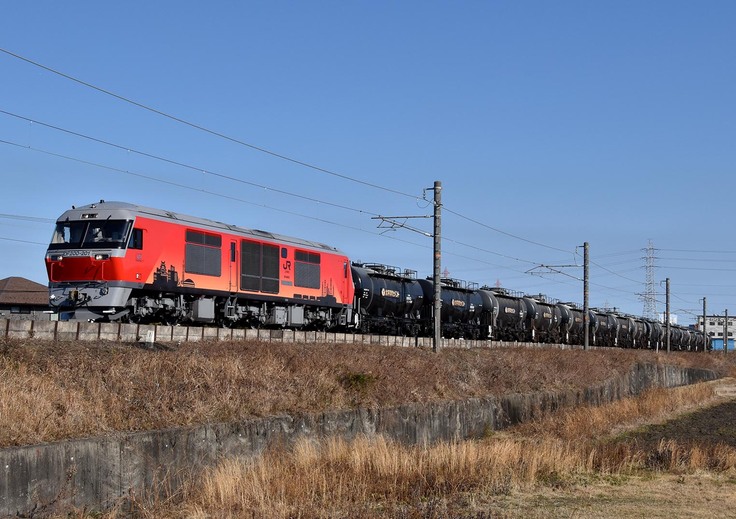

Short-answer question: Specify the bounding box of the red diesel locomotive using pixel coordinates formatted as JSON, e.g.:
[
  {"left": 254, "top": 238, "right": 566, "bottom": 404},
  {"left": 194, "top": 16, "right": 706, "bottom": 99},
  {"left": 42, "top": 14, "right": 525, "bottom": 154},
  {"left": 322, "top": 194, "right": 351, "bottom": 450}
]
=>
[{"left": 46, "top": 201, "right": 355, "bottom": 328}]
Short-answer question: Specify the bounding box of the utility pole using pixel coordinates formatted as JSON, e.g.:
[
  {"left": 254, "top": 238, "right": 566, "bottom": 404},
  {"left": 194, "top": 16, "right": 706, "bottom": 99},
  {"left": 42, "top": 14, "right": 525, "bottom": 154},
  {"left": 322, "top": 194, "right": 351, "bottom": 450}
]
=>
[
  {"left": 665, "top": 278, "right": 671, "bottom": 353},
  {"left": 724, "top": 309, "right": 729, "bottom": 354},
  {"left": 432, "top": 181, "right": 442, "bottom": 353},
  {"left": 583, "top": 242, "right": 589, "bottom": 350},
  {"left": 370, "top": 180, "right": 442, "bottom": 352},
  {"left": 702, "top": 297, "right": 707, "bottom": 352}
]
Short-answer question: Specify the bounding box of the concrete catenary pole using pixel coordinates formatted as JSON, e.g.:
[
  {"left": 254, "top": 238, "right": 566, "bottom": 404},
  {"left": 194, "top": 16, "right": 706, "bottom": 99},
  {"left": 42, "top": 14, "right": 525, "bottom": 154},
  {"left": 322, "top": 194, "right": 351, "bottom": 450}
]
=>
[
  {"left": 724, "top": 309, "right": 729, "bottom": 354},
  {"left": 583, "top": 242, "right": 589, "bottom": 350},
  {"left": 702, "top": 297, "right": 707, "bottom": 352},
  {"left": 665, "top": 278, "right": 671, "bottom": 353},
  {"left": 433, "top": 181, "right": 442, "bottom": 353}
]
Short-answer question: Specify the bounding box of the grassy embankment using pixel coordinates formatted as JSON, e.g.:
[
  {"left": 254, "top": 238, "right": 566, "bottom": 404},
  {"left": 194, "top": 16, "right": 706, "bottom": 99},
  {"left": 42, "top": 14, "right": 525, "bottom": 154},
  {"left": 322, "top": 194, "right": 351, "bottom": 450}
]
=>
[
  {"left": 89, "top": 380, "right": 736, "bottom": 518},
  {"left": 2, "top": 337, "right": 736, "bottom": 517},
  {"left": 1, "top": 337, "right": 733, "bottom": 447}
]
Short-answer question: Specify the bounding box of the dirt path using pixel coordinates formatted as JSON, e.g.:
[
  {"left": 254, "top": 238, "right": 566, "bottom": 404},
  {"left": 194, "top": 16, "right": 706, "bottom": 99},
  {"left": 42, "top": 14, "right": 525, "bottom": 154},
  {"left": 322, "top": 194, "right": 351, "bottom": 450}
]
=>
[
  {"left": 487, "top": 377, "right": 736, "bottom": 519},
  {"left": 628, "top": 377, "right": 736, "bottom": 448},
  {"left": 714, "top": 376, "right": 736, "bottom": 399}
]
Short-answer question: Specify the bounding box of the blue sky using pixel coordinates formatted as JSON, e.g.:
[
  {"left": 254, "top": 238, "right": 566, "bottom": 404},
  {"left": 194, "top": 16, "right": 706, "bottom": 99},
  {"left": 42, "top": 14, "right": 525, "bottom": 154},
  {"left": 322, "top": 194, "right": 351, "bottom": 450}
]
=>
[{"left": 1, "top": 1, "right": 734, "bottom": 325}]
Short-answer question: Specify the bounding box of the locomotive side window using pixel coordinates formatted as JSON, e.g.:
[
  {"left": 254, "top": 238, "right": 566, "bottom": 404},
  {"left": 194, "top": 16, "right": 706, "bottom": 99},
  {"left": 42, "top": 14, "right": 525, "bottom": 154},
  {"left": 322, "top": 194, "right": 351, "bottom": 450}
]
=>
[
  {"left": 241, "top": 240, "right": 279, "bottom": 293},
  {"left": 294, "top": 250, "right": 320, "bottom": 289},
  {"left": 185, "top": 230, "right": 222, "bottom": 277},
  {"left": 128, "top": 228, "right": 143, "bottom": 250}
]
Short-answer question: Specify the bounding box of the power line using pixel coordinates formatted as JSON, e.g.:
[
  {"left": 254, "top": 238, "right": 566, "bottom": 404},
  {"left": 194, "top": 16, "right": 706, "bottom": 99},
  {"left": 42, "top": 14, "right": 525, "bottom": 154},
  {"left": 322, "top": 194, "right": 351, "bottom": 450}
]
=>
[
  {"left": 0, "top": 110, "right": 388, "bottom": 216},
  {"left": 657, "top": 257, "right": 736, "bottom": 263},
  {"left": 0, "top": 137, "right": 562, "bottom": 283},
  {"left": 0, "top": 52, "right": 607, "bottom": 278},
  {"left": 0, "top": 112, "right": 597, "bottom": 283},
  {"left": 0, "top": 110, "right": 379, "bottom": 218},
  {"left": 3, "top": 107, "right": 584, "bottom": 266},
  {"left": 589, "top": 258, "right": 643, "bottom": 285},
  {"left": 0, "top": 138, "right": 387, "bottom": 234},
  {"left": 444, "top": 207, "right": 573, "bottom": 254},
  {"left": 660, "top": 265, "right": 736, "bottom": 272},
  {"left": 0, "top": 213, "right": 55, "bottom": 224},
  {"left": 1, "top": 49, "right": 714, "bottom": 311},
  {"left": 2, "top": 136, "right": 640, "bottom": 302},
  {"left": 0, "top": 47, "right": 420, "bottom": 200},
  {"left": 657, "top": 248, "right": 736, "bottom": 254},
  {"left": 0, "top": 236, "right": 46, "bottom": 246},
  {"left": 594, "top": 249, "right": 643, "bottom": 258}
]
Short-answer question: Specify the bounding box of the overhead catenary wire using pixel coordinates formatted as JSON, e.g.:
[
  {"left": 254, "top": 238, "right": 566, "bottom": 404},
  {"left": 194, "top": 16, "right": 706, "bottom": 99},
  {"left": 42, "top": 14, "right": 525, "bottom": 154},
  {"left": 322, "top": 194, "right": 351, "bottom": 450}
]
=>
[
  {"left": 657, "top": 248, "right": 736, "bottom": 254},
  {"left": 1, "top": 50, "right": 592, "bottom": 263},
  {"left": 0, "top": 133, "right": 703, "bottom": 316},
  {"left": 0, "top": 236, "right": 47, "bottom": 246},
  {"left": 1, "top": 50, "right": 629, "bottom": 286},
  {"left": 0, "top": 112, "right": 594, "bottom": 281},
  {"left": 0, "top": 49, "right": 724, "bottom": 317},
  {"left": 443, "top": 207, "right": 573, "bottom": 255},
  {"left": 3, "top": 108, "right": 583, "bottom": 269},
  {"left": 0, "top": 137, "right": 387, "bottom": 237},
  {"left": 0, "top": 213, "right": 55, "bottom": 224},
  {"left": 0, "top": 110, "right": 378, "bottom": 218},
  {"left": 0, "top": 47, "right": 420, "bottom": 201},
  {"left": 0, "top": 137, "right": 566, "bottom": 280}
]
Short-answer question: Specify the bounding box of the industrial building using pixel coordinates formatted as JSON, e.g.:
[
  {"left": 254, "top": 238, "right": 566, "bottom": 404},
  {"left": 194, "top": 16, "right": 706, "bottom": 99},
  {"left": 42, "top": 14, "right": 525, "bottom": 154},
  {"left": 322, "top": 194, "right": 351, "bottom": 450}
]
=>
[{"left": 696, "top": 315, "right": 734, "bottom": 351}]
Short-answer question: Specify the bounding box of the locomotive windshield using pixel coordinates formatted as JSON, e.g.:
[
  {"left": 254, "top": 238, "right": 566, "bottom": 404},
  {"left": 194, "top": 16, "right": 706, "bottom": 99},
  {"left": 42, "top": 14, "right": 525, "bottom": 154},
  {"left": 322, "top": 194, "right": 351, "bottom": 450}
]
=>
[{"left": 49, "top": 219, "right": 132, "bottom": 250}]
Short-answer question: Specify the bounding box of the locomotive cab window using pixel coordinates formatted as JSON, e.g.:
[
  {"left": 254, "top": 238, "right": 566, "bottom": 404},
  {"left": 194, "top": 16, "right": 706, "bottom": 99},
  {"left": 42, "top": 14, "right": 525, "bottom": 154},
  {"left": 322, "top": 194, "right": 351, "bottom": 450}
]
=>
[
  {"left": 185, "top": 230, "right": 222, "bottom": 277},
  {"left": 49, "top": 220, "right": 132, "bottom": 250}
]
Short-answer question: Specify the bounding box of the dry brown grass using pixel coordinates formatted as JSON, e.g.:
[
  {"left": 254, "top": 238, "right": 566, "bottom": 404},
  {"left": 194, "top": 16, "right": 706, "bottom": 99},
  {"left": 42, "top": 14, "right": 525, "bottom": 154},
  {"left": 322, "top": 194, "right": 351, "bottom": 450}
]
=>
[
  {"left": 512, "top": 381, "right": 718, "bottom": 440},
  {"left": 4, "top": 336, "right": 733, "bottom": 448},
  {"left": 96, "top": 381, "right": 736, "bottom": 519}
]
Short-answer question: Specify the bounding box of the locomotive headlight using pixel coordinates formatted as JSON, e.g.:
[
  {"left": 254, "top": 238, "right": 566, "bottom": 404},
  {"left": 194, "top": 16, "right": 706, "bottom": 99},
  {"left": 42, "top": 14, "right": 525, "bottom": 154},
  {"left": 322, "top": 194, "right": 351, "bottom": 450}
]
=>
[
  {"left": 49, "top": 294, "right": 57, "bottom": 301},
  {"left": 100, "top": 287, "right": 109, "bottom": 296},
  {"left": 53, "top": 255, "right": 63, "bottom": 261},
  {"left": 94, "top": 254, "right": 110, "bottom": 260}
]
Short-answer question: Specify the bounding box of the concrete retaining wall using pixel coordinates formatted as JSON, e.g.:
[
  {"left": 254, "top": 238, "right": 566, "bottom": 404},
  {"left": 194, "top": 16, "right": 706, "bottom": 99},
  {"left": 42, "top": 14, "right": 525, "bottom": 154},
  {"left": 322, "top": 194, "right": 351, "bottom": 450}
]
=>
[
  {"left": 0, "top": 363, "right": 718, "bottom": 517},
  {"left": 0, "top": 318, "right": 591, "bottom": 350}
]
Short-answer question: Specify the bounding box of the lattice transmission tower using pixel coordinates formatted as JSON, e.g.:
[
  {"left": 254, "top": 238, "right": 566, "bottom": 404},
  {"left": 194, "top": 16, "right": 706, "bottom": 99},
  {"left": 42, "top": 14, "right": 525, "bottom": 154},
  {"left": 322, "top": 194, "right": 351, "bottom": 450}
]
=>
[{"left": 641, "top": 240, "right": 658, "bottom": 319}]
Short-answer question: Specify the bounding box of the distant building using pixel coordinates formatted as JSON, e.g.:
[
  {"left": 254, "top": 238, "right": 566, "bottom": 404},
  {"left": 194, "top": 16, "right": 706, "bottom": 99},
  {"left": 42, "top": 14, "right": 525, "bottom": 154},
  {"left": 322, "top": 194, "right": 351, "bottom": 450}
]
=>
[
  {"left": 696, "top": 315, "right": 735, "bottom": 351},
  {"left": 658, "top": 313, "right": 678, "bottom": 325},
  {"left": 0, "top": 277, "right": 50, "bottom": 320}
]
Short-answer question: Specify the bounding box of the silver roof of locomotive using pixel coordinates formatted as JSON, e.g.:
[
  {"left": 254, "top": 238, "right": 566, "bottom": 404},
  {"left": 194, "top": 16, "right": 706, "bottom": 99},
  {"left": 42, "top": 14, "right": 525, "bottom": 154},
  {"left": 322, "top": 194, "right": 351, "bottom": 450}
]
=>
[{"left": 55, "top": 201, "right": 344, "bottom": 254}]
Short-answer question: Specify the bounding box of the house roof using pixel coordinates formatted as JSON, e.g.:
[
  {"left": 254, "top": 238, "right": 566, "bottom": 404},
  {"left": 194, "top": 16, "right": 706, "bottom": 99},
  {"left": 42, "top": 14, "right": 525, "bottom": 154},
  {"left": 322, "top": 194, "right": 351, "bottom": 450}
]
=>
[{"left": 0, "top": 277, "right": 49, "bottom": 306}]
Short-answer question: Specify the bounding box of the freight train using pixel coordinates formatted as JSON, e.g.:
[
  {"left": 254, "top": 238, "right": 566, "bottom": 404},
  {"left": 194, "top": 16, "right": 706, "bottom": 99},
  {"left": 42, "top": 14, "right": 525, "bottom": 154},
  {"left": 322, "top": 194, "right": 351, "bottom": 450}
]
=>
[{"left": 45, "top": 201, "right": 709, "bottom": 351}]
